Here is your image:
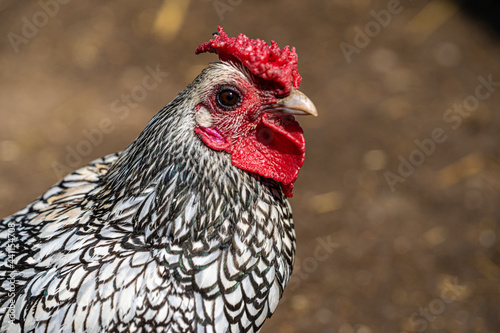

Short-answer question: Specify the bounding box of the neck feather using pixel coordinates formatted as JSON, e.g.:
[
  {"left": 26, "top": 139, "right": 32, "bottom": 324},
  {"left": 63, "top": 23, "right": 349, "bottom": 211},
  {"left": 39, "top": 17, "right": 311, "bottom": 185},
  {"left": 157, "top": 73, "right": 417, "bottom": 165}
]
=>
[{"left": 91, "top": 89, "right": 288, "bottom": 248}]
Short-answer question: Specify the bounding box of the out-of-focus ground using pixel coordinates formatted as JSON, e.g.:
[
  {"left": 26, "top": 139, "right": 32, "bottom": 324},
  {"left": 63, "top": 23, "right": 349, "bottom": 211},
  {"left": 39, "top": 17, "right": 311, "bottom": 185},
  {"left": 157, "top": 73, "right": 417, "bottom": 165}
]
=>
[{"left": 1, "top": 0, "right": 500, "bottom": 332}]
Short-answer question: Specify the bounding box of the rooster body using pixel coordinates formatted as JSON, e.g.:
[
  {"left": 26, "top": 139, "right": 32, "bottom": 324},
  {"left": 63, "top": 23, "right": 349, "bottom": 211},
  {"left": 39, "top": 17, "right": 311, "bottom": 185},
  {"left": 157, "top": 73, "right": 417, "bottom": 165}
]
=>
[{"left": 0, "top": 29, "right": 316, "bottom": 332}]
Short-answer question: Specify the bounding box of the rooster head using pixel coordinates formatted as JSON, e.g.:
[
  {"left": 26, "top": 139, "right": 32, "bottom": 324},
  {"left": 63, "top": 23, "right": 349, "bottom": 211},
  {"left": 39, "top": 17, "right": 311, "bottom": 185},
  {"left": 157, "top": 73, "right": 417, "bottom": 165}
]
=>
[{"left": 194, "top": 27, "right": 317, "bottom": 197}]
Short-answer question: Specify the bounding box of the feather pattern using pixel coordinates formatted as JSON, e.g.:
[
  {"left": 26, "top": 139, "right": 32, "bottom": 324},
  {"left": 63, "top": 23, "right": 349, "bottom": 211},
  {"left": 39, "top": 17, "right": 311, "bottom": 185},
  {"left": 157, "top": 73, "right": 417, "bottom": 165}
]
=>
[{"left": 0, "top": 62, "right": 297, "bottom": 332}]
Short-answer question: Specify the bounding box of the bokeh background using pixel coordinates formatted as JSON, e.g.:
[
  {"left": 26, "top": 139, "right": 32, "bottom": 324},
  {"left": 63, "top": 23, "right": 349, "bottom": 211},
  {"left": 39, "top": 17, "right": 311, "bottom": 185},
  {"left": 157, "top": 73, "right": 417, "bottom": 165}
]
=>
[{"left": 1, "top": 0, "right": 500, "bottom": 332}]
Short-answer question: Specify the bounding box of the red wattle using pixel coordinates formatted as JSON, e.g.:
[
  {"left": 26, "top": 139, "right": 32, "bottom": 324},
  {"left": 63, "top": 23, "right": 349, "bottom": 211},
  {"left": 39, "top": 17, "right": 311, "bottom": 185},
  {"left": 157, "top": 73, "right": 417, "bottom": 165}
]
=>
[{"left": 230, "top": 114, "right": 305, "bottom": 197}]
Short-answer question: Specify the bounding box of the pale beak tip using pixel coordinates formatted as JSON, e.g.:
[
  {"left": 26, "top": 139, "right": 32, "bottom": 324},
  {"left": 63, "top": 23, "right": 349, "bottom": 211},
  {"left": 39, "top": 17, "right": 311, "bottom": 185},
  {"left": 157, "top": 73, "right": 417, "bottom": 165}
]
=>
[
  {"left": 277, "top": 88, "right": 318, "bottom": 117},
  {"left": 309, "top": 103, "right": 319, "bottom": 117}
]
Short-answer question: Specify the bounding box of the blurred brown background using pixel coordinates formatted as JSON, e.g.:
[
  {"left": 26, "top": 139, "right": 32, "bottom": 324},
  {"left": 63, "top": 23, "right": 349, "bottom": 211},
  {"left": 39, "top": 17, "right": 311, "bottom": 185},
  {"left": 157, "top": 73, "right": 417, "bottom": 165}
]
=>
[{"left": 1, "top": 0, "right": 499, "bottom": 332}]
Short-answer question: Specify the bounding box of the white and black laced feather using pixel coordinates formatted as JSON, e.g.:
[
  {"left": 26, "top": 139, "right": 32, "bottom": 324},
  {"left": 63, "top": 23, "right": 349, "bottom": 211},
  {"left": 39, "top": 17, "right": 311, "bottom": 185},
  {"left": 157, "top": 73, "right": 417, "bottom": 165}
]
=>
[{"left": 0, "top": 63, "right": 296, "bottom": 333}]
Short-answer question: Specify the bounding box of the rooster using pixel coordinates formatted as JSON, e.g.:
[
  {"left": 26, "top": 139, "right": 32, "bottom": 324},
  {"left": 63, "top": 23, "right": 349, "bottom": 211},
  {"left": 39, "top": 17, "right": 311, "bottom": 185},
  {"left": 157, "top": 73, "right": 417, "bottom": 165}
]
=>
[{"left": 0, "top": 27, "right": 317, "bottom": 333}]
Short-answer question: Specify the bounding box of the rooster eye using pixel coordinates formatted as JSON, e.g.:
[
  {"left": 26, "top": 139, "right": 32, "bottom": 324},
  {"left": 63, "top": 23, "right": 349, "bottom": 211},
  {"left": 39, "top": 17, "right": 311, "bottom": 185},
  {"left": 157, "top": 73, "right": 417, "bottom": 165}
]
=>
[{"left": 217, "top": 89, "right": 240, "bottom": 109}]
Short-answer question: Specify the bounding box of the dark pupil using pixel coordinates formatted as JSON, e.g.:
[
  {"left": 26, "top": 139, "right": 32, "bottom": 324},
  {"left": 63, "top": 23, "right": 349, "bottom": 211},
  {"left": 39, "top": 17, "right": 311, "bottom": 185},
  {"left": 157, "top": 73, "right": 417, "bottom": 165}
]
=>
[{"left": 218, "top": 89, "right": 239, "bottom": 107}]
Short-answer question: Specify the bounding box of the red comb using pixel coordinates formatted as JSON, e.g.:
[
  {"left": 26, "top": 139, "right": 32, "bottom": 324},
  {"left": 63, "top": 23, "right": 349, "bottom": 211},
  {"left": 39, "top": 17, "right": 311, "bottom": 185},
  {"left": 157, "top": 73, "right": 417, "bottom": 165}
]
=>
[{"left": 195, "top": 26, "right": 301, "bottom": 96}]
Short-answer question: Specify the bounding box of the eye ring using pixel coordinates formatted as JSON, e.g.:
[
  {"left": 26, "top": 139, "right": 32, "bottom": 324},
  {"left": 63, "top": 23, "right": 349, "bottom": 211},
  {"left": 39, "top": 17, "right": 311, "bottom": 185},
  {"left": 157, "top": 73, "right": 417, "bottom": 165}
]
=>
[{"left": 216, "top": 88, "right": 241, "bottom": 110}]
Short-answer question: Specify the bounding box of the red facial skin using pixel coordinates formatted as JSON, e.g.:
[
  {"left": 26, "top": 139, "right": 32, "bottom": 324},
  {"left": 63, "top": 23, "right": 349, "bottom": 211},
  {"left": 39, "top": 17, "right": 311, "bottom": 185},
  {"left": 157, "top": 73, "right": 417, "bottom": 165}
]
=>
[
  {"left": 194, "top": 77, "right": 305, "bottom": 197},
  {"left": 195, "top": 27, "right": 307, "bottom": 197}
]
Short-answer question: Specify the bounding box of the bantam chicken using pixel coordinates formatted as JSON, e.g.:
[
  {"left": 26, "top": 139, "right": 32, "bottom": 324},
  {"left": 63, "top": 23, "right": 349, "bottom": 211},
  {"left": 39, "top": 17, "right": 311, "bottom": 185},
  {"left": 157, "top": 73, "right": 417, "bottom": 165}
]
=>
[{"left": 0, "top": 26, "right": 317, "bottom": 332}]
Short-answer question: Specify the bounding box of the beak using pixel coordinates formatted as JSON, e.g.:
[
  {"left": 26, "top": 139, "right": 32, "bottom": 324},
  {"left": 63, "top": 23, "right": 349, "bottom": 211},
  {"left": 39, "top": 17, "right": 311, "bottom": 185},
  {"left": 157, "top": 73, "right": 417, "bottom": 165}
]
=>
[{"left": 266, "top": 88, "right": 318, "bottom": 117}]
